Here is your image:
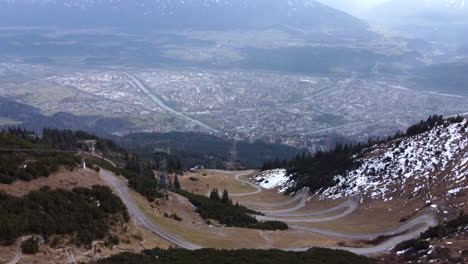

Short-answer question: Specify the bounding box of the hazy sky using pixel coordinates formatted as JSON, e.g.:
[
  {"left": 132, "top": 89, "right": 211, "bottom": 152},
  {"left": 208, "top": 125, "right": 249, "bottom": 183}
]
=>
[{"left": 318, "top": 0, "right": 392, "bottom": 14}]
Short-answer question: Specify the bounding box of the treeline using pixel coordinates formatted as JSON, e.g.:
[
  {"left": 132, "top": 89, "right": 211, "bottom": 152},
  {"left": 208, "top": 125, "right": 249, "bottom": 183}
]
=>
[
  {"left": 0, "top": 132, "right": 79, "bottom": 184},
  {"left": 262, "top": 115, "right": 466, "bottom": 194},
  {"left": 5, "top": 127, "right": 123, "bottom": 153},
  {"left": 405, "top": 115, "right": 464, "bottom": 136},
  {"left": 274, "top": 144, "right": 361, "bottom": 194},
  {"left": 117, "top": 131, "right": 300, "bottom": 169},
  {"left": 95, "top": 247, "right": 376, "bottom": 264},
  {"left": 41, "top": 128, "right": 124, "bottom": 153},
  {"left": 0, "top": 186, "right": 128, "bottom": 246},
  {"left": 122, "top": 155, "right": 165, "bottom": 202},
  {"left": 177, "top": 189, "right": 288, "bottom": 231}
]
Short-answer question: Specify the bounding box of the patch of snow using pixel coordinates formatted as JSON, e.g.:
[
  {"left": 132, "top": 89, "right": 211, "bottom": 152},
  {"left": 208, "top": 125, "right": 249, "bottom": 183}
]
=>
[
  {"left": 254, "top": 169, "right": 292, "bottom": 193},
  {"left": 448, "top": 187, "right": 462, "bottom": 194}
]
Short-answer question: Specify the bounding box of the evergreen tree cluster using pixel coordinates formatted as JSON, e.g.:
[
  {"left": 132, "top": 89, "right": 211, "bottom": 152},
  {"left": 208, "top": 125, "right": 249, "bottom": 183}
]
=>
[
  {"left": 406, "top": 115, "right": 464, "bottom": 136},
  {"left": 0, "top": 131, "right": 79, "bottom": 184},
  {"left": 4, "top": 127, "right": 39, "bottom": 143},
  {"left": 287, "top": 144, "right": 359, "bottom": 194},
  {"left": 95, "top": 247, "right": 375, "bottom": 264},
  {"left": 21, "top": 237, "right": 39, "bottom": 255},
  {"left": 41, "top": 128, "right": 123, "bottom": 153},
  {"left": 118, "top": 131, "right": 300, "bottom": 169},
  {"left": 178, "top": 189, "right": 288, "bottom": 231},
  {"left": 0, "top": 186, "right": 129, "bottom": 246},
  {"left": 262, "top": 144, "right": 361, "bottom": 194}
]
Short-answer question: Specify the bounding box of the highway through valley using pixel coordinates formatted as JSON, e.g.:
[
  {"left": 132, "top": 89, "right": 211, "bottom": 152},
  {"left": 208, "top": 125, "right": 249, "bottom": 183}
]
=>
[{"left": 124, "top": 72, "right": 220, "bottom": 133}]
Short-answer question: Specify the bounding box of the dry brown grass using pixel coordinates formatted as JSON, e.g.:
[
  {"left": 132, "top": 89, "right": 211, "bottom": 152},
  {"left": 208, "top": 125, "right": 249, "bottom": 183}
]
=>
[
  {"left": 295, "top": 198, "right": 427, "bottom": 234},
  {"left": 131, "top": 189, "right": 270, "bottom": 249},
  {"left": 268, "top": 229, "right": 356, "bottom": 248},
  {"left": 176, "top": 170, "right": 257, "bottom": 196},
  {"left": 0, "top": 168, "right": 104, "bottom": 196}
]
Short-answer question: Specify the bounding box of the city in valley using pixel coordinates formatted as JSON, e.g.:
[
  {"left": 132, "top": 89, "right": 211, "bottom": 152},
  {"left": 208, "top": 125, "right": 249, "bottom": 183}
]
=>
[{"left": 1, "top": 62, "right": 467, "bottom": 150}]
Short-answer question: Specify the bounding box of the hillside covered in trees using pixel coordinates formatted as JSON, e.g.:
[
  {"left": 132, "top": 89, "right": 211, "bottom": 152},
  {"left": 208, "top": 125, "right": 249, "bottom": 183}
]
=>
[
  {"left": 118, "top": 132, "right": 301, "bottom": 169},
  {"left": 0, "top": 186, "right": 128, "bottom": 246},
  {"left": 0, "top": 130, "right": 79, "bottom": 184}
]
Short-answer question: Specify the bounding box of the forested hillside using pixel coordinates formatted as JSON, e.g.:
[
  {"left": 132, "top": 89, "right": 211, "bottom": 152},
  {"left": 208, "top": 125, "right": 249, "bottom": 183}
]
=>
[
  {"left": 0, "top": 130, "right": 78, "bottom": 184},
  {"left": 0, "top": 186, "right": 128, "bottom": 246},
  {"left": 118, "top": 132, "right": 301, "bottom": 169}
]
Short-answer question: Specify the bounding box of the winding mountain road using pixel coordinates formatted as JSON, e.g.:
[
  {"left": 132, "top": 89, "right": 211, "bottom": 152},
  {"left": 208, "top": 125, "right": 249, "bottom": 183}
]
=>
[
  {"left": 100, "top": 168, "right": 438, "bottom": 255},
  {"left": 258, "top": 198, "right": 359, "bottom": 221},
  {"left": 289, "top": 213, "right": 437, "bottom": 255},
  {"left": 100, "top": 170, "right": 201, "bottom": 250},
  {"left": 205, "top": 170, "right": 262, "bottom": 197}
]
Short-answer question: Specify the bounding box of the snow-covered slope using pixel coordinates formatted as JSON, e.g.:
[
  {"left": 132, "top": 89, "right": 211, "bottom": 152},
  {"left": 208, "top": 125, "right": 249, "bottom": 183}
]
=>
[
  {"left": 258, "top": 119, "right": 467, "bottom": 209},
  {"left": 321, "top": 119, "right": 467, "bottom": 205},
  {"left": 253, "top": 169, "right": 293, "bottom": 193}
]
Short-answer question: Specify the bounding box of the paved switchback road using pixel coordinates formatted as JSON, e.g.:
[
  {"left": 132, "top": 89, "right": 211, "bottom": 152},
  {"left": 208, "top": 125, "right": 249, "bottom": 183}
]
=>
[
  {"left": 289, "top": 213, "right": 438, "bottom": 255},
  {"left": 205, "top": 170, "right": 262, "bottom": 197},
  {"left": 100, "top": 170, "right": 201, "bottom": 250},
  {"left": 100, "top": 168, "right": 438, "bottom": 256}
]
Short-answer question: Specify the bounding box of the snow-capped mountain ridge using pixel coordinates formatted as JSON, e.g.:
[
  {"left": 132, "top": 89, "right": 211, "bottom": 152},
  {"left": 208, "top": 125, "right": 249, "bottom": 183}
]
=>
[
  {"left": 0, "top": 0, "right": 368, "bottom": 32},
  {"left": 0, "top": 0, "right": 336, "bottom": 13}
]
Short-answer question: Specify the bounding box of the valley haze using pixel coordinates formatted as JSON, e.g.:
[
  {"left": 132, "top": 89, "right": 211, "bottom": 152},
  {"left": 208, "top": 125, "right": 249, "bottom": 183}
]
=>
[{"left": 0, "top": 1, "right": 467, "bottom": 264}]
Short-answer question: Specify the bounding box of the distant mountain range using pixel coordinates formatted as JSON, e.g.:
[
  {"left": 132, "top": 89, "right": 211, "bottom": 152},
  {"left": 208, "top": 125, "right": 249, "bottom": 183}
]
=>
[
  {"left": 370, "top": 0, "right": 467, "bottom": 23},
  {"left": 366, "top": 0, "right": 468, "bottom": 46},
  {"left": 0, "top": 0, "right": 368, "bottom": 34}
]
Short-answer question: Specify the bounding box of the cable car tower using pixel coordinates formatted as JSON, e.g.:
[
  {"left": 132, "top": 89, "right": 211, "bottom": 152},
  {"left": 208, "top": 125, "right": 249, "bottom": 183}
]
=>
[
  {"left": 153, "top": 147, "right": 171, "bottom": 197},
  {"left": 77, "top": 140, "right": 96, "bottom": 169}
]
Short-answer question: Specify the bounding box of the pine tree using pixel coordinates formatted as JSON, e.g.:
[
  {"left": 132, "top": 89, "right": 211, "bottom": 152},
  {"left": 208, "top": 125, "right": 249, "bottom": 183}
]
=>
[
  {"left": 221, "top": 189, "right": 230, "bottom": 204},
  {"left": 209, "top": 189, "right": 220, "bottom": 201},
  {"left": 173, "top": 175, "right": 181, "bottom": 190}
]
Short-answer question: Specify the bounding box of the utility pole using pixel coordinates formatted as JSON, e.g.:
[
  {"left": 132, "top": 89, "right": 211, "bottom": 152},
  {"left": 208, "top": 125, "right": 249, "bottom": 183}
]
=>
[
  {"left": 79, "top": 140, "right": 86, "bottom": 169},
  {"left": 228, "top": 139, "right": 238, "bottom": 170},
  {"left": 153, "top": 147, "right": 171, "bottom": 198}
]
